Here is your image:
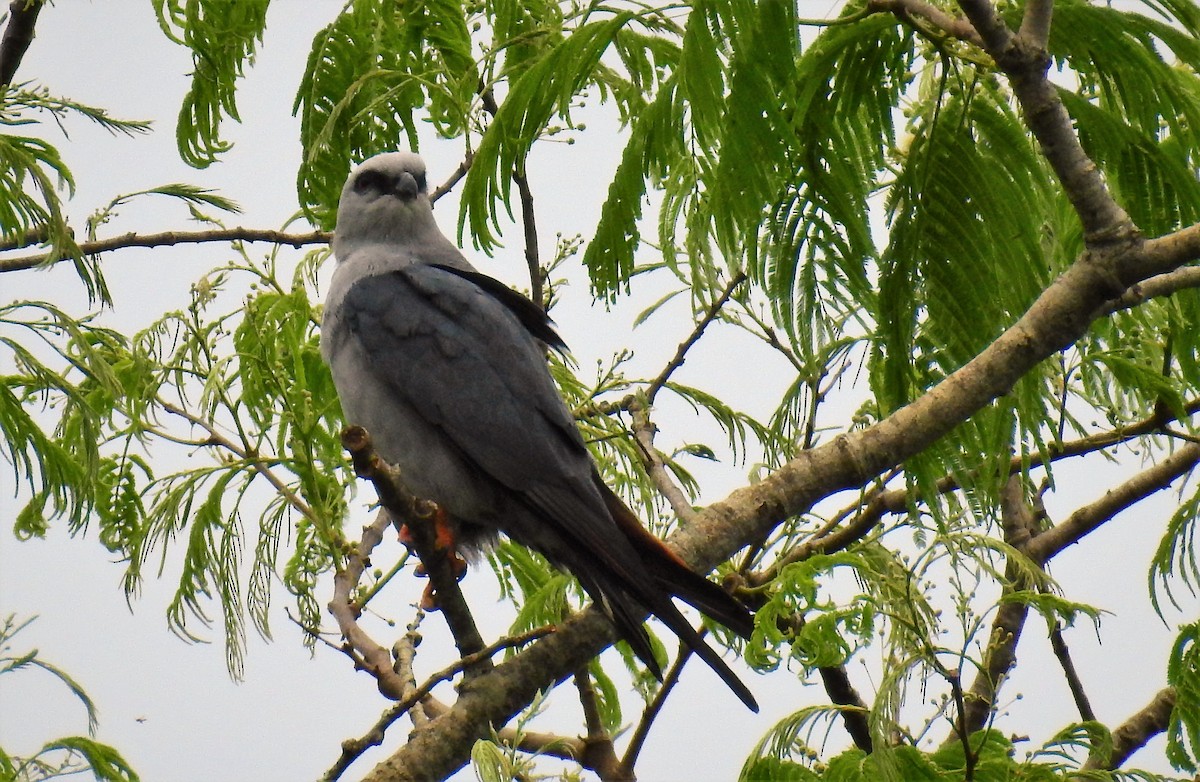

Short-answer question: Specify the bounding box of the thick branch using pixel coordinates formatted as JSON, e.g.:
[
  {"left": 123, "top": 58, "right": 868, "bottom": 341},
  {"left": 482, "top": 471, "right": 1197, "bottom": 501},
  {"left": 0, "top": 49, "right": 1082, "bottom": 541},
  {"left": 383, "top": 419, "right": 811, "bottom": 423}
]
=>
[
  {"left": 0, "top": 0, "right": 42, "bottom": 89},
  {"left": 1017, "top": 0, "right": 1054, "bottom": 49},
  {"left": 956, "top": 0, "right": 1136, "bottom": 244},
  {"left": 0, "top": 227, "right": 329, "bottom": 273},
  {"left": 1082, "top": 687, "right": 1177, "bottom": 771}
]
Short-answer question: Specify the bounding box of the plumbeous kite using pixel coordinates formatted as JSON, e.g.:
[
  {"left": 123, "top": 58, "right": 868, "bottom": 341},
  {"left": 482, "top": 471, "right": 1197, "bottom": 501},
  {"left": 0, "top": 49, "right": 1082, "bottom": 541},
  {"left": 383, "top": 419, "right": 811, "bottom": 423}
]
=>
[{"left": 321, "top": 151, "right": 758, "bottom": 710}]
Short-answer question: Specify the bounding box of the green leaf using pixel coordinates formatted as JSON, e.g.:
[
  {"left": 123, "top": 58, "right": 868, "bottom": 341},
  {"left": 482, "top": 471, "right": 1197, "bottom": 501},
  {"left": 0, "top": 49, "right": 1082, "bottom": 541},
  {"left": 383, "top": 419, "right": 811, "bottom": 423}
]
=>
[{"left": 153, "top": 0, "right": 270, "bottom": 167}]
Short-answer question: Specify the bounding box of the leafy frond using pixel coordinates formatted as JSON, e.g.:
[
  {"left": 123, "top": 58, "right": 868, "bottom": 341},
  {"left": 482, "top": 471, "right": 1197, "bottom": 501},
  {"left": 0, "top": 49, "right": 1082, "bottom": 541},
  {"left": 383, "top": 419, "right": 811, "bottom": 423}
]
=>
[
  {"left": 460, "top": 11, "right": 640, "bottom": 251},
  {"left": 152, "top": 0, "right": 270, "bottom": 167},
  {"left": 295, "top": 0, "right": 476, "bottom": 227}
]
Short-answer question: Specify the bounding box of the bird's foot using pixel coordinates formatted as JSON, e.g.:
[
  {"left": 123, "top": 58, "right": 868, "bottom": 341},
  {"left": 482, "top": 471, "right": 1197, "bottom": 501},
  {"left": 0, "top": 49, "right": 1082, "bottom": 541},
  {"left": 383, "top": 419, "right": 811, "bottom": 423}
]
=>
[{"left": 399, "top": 507, "right": 467, "bottom": 611}]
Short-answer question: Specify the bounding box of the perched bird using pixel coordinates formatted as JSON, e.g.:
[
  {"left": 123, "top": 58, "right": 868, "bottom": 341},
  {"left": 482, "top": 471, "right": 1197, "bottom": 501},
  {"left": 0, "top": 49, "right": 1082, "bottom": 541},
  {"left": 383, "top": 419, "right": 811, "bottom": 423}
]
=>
[{"left": 320, "top": 151, "right": 757, "bottom": 711}]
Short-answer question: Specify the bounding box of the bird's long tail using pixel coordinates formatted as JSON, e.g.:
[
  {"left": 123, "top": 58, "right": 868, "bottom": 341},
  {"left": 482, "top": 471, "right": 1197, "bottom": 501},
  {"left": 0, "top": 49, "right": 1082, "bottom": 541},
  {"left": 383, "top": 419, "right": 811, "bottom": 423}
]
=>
[{"left": 596, "top": 483, "right": 760, "bottom": 711}]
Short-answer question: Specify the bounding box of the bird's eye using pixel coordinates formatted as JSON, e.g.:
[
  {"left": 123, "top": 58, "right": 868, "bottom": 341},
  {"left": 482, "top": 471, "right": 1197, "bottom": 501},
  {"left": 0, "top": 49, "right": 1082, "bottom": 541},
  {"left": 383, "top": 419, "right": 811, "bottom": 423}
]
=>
[
  {"left": 353, "top": 169, "right": 389, "bottom": 195},
  {"left": 414, "top": 171, "right": 428, "bottom": 192}
]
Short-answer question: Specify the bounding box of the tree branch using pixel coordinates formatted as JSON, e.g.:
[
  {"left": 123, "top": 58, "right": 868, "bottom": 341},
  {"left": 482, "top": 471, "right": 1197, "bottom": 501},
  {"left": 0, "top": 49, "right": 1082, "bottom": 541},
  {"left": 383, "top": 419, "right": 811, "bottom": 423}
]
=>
[
  {"left": 1028, "top": 442, "right": 1200, "bottom": 563},
  {"left": 950, "top": 476, "right": 1038, "bottom": 742},
  {"left": 871, "top": 0, "right": 983, "bottom": 46},
  {"left": 1049, "top": 624, "right": 1095, "bottom": 722},
  {"left": 341, "top": 426, "right": 489, "bottom": 668},
  {"left": 0, "top": 0, "right": 42, "bottom": 89},
  {"left": 1082, "top": 687, "right": 1177, "bottom": 771},
  {"left": 816, "top": 665, "right": 873, "bottom": 753},
  {"left": 0, "top": 227, "right": 329, "bottom": 273},
  {"left": 574, "top": 669, "right": 631, "bottom": 782},
  {"left": 629, "top": 398, "right": 699, "bottom": 525},
  {"left": 644, "top": 271, "right": 747, "bottom": 405},
  {"left": 621, "top": 643, "right": 693, "bottom": 772},
  {"left": 956, "top": 0, "right": 1136, "bottom": 246},
  {"left": 327, "top": 509, "right": 411, "bottom": 700},
  {"left": 323, "top": 622, "right": 553, "bottom": 782},
  {"left": 1017, "top": 0, "right": 1054, "bottom": 49},
  {"left": 162, "top": 398, "right": 311, "bottom": 504}
]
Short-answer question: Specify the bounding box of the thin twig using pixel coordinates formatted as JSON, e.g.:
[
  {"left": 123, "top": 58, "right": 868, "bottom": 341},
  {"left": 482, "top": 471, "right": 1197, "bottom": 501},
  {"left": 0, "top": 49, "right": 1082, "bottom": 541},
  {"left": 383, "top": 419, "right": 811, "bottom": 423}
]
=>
[
  {"left": 816, "top": 665, "right": 873, "bottom": 752},
  {"left": 622, "top": 641, "right": 694, "bottom": 770},
  {"left": 477, "top": 86, "right": 543, "bottom": 306},
  {"left": 1049, "top": 623, "right": 1094, "bottom": 722},
  {"left": 430, "top": 153, "right": 473, "bottom": 205},
  {"left": 629, "top": 397, "right": 698, "bottom": 524},
  {"left": 946, "top": 668, "right": 978, "bottom": 781},
  {"left": 645, "top": 272, "right": 747, "bottom": 405},
  {"left": 159, "top": 400, "right": 320, "bottom": 525},
  {"left": 946, "top": 476, "right": 1037, "bottom": 746},
  {"left": 1, "top": 227, "right": 328, "bottom": 273}
]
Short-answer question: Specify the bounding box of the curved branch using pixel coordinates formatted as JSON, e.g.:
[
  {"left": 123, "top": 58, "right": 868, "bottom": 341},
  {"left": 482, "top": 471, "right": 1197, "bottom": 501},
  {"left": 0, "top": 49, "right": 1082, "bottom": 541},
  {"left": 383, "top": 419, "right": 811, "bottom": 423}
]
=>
[
  {"left": 328, "top": 509, "right": 410, "bottom": 700},
  {"left": 956, "top": 0, "right": 1136, "bottom": 245},
  {"left": 0, "top": 227, "right": 329, "bottom": 273},
  {"left": 1082, "top": 687, "right": 1177, "bottom": 771}
]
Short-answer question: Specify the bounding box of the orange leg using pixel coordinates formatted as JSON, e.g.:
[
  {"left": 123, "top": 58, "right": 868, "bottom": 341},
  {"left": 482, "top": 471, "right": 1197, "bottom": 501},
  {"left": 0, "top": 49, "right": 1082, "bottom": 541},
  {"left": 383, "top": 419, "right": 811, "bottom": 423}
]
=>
[{"left": 398, "top": 507, "right": 467, "bottom": 611}]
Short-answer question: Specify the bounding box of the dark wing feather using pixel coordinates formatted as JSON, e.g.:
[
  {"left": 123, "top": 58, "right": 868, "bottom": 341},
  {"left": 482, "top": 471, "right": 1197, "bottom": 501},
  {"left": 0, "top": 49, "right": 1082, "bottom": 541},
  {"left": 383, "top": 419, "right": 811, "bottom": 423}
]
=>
[
  {"left": 341, "top": 265, "right": 645, "bottom": 577},
  {"left": 431, "top": 264, "right": 567, "bottom": 351},
  {"left": 338, "top": 264, "right": 758, "bottom": 711}
]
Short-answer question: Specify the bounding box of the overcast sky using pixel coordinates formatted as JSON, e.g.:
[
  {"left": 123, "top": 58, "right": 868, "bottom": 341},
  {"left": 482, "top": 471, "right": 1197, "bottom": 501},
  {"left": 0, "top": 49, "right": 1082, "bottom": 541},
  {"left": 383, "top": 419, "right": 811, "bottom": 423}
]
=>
[{"left": 0, "top": 3, "right": 1191, "bottom": 781}]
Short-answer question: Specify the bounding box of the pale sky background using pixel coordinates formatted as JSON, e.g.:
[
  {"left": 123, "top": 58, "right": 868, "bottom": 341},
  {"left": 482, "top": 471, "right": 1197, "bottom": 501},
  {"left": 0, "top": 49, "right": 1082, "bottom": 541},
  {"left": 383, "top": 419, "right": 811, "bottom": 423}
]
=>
[{"left": 0, "top": 2, "right": 1192, "bottom": 781}]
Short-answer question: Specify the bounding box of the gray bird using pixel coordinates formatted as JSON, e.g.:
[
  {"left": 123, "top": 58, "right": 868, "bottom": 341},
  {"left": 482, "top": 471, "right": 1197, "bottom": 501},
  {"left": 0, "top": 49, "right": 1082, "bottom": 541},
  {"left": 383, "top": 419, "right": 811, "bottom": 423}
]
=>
[{"left": 321, "top": 151, "right": 757, "bottom": 711}]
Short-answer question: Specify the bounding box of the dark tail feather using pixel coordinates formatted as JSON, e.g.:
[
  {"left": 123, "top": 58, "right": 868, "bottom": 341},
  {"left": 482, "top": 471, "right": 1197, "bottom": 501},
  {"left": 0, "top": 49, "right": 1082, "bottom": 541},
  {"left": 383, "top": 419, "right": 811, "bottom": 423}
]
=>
[
  {"left": 595, "top": 482, "right": 759, "bottom": 711},
  {"left": 598, "top": 482, "right": 755, "bottom": 639},
  {"left": 597, "top": 575, "right": 759, "bottom": 712}
]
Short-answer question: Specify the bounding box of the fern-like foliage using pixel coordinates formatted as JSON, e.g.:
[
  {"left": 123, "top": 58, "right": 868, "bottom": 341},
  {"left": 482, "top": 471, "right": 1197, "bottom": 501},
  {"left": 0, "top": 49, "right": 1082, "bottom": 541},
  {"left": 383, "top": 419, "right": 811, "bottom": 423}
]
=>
[
  {"left": 294, "top": 0, "right": 476, "bottom": 227},
  {"left": 152, "top": 0, "right": 270, "bottom": 168}
]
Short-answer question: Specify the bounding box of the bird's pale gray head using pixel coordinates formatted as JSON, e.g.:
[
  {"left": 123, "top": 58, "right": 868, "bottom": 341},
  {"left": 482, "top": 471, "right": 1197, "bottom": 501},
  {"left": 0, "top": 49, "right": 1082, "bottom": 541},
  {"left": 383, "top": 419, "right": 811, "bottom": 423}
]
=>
[{"left": 333, "top": 151, "right": 436, "bottom": 258}]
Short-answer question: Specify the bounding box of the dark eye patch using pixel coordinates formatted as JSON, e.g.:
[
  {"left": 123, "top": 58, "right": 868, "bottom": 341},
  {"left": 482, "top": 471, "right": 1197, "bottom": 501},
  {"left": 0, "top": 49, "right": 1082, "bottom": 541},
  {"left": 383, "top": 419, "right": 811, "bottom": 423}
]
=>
[{"left": 353, "top": 169, "right": 391, "bottom": 195}]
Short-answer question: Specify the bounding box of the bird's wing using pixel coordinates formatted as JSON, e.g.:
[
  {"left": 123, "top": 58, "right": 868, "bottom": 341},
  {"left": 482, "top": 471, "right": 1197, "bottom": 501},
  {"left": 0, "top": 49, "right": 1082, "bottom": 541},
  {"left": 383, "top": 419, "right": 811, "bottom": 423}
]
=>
[{"left": 335, "top": 261, "right": 640, "bottom": 572}]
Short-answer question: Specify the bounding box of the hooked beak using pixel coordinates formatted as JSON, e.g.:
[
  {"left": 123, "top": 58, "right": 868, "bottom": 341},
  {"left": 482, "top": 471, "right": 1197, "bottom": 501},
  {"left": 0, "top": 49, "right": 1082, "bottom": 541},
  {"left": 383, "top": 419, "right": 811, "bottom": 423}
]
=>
[{"left": 393, "top": 171, "right": 419, "bottom": 201}]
